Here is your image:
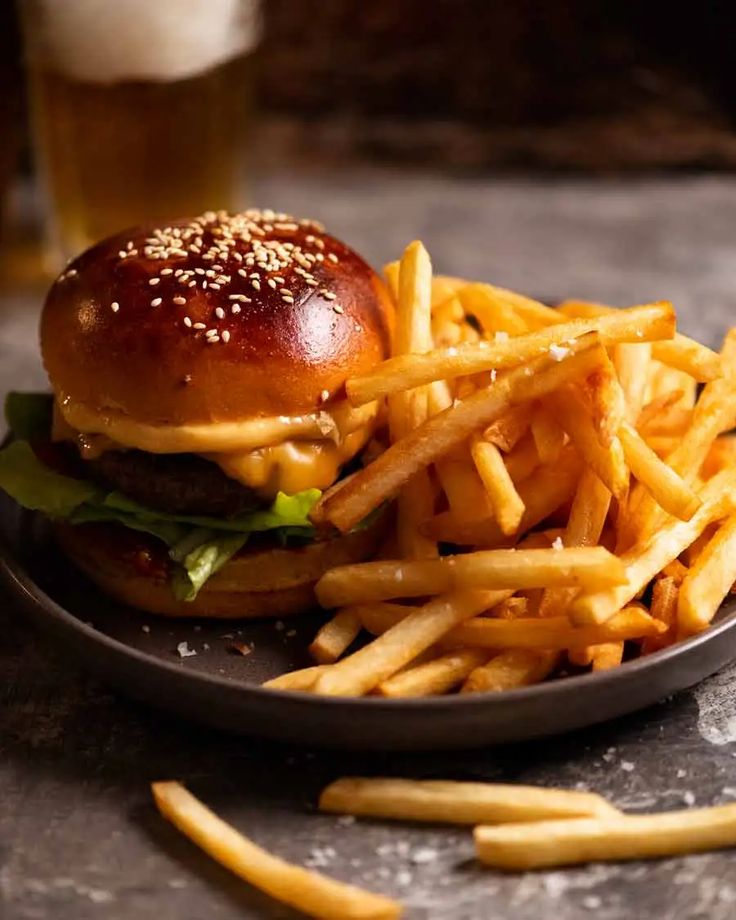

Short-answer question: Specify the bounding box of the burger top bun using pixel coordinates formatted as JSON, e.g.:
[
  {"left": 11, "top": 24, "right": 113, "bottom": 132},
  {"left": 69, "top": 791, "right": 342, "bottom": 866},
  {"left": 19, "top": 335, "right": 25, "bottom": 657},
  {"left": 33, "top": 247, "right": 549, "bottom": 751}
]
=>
[{"left": 42, "top": 209, "right": 392, "bottom": 426}]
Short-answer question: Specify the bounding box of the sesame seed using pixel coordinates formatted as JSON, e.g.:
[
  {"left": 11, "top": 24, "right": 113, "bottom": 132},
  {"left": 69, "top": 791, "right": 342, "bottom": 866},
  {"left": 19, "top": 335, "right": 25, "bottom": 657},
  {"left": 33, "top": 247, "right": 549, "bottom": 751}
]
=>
[
  {"left": 222, "top": 330, "right": 231, "bottom": 343},
  {"left": 160, "top": 268, "right": 173, "bottom": 275},
  {"left": 151, "top": 297, "right": 162, "bottom": 307},
  {"left": 215, "top": 307, "right": 225, "bottom": 319},
  {"left": 118, "top": 250, "right": 127, "bottom": 259},
  {"left": 183, "top": 316, "right": 192, "bottom": 327},
  {"left": 323, "top": 291, "right": 337, "bottom": 301},
  {"left": 205, "top": 328, "right": 218, "bottom": 336},
  {"left": 149, "top": 277, "right": 160, "bottom": 285},
  {"left": 251, "top": 280, "right": 261, "bottom": 290},
  {"left": 267, "top": 279, "right": 277, "bottom": 289},
  {"left": 173, "top": 296, "right": 186, "bottom": 305},
  {"left": 320, "top": 389, "right": 330, "bottom": 402},
  {"left": 188, "top": 280, "right": 196, "bottom": 287},
  {"left": 328, "top": 253, "right": 339, "bottom": 263},
  {"left": 110, "top": 302, "right": 120, "bottom": 312},
  {"left": 282, "top": 296, "right": 294, "bottom": 304},
  {"left": 231, "top": 304, "right": 241, "bottom": 314},
  {"left": 209, "top": 283, "right": 221, "bottom": 291},
  {"left": 207, "top": 335, "right": 220, "bottom": 344},
  {"left": 333, "top": 304, "right": 344, "bottom": 314},
  {"left": 193, "top": 322, "right": 206, "bottom": 329}
]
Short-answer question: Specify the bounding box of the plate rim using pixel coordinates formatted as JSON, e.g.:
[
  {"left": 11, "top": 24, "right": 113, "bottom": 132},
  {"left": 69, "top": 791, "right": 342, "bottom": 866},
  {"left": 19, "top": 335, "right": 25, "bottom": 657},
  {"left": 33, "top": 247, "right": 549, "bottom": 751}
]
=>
[{"left": 3, "top": 519, "right": 736, "bottom": 715}]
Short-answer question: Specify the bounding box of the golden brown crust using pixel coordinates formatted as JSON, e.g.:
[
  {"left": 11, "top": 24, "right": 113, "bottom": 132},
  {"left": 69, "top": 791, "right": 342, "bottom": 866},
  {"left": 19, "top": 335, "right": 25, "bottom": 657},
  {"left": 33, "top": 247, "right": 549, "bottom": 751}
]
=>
[
  {"left": 54, "top": 513, "right": 387, "bottom": 619},
  {"left": 41, "top": 209, "right": 392, "bottom": 425}
]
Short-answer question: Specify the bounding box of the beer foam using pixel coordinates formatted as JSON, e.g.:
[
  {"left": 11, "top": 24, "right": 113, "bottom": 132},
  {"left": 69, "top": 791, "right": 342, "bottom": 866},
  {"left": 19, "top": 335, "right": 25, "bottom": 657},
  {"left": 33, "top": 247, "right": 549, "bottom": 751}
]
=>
[{"left": 40, "top": 0, "right": 260, "bottom": 84}]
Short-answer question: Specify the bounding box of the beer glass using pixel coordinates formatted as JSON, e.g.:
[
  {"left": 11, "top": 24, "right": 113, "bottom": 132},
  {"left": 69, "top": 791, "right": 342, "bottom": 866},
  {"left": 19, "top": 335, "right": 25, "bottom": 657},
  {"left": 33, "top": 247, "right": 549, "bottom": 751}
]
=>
[{"left": 20, "top": 0, "right": 261, "bottom": 269}]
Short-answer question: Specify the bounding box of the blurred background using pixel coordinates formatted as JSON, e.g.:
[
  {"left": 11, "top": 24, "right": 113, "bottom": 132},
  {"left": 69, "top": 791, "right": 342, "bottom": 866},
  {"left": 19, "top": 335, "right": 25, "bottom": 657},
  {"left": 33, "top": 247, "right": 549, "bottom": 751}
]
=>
[{"left": 2, "top": 0, "right": 736, "bottom": 346}]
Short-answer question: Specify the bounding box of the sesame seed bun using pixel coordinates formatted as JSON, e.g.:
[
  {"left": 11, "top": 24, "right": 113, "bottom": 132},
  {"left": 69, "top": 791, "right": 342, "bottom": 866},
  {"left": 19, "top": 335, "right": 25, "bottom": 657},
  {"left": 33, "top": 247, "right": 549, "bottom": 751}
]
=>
[
  {"left": 41, "top": 209, "right": 392, "bottom": 426},
  {"left": 53, "top": 509, "right": 389, "bottom": 619}
]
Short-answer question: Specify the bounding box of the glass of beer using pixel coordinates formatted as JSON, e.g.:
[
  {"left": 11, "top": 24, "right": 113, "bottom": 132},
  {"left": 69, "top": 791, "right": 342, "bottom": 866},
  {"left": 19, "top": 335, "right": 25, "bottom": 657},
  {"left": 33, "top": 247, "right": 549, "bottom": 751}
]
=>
[{"left": 20, "top": 0, "right": 261, "bottom": 270}]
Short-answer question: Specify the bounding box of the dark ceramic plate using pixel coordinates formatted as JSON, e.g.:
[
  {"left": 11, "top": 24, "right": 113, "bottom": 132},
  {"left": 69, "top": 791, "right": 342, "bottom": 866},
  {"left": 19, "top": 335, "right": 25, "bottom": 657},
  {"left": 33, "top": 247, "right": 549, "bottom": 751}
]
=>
[{"left": 3, "top": 494, "right": 736, "bottom": 751}]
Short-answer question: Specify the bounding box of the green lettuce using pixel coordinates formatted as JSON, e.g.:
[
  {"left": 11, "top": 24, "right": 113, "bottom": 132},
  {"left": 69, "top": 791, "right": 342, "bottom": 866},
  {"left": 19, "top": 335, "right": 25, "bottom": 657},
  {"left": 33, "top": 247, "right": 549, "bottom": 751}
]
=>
[
  {"left": 4, "top": 392, "right": 53, "bottom": 441},
  {"left": 0, "top": 437, "right": 321, "bottom": 601}
]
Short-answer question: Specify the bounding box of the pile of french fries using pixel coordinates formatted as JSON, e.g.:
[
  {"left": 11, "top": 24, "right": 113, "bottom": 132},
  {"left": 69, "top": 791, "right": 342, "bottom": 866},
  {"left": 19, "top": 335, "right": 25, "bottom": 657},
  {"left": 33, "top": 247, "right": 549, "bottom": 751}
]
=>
[
  {"left": 153, "top": 776, "right": 736, "bottom": 918},
  {"left": 269, "top": 240, "right": 736, "bottom": 698}
]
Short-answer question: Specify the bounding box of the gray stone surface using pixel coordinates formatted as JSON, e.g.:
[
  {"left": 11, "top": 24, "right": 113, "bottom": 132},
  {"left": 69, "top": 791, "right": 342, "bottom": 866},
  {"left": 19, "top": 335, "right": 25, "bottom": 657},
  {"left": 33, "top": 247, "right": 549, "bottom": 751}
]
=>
[{"left": 2, "top": 171, "right": 736, "bottom": 919}]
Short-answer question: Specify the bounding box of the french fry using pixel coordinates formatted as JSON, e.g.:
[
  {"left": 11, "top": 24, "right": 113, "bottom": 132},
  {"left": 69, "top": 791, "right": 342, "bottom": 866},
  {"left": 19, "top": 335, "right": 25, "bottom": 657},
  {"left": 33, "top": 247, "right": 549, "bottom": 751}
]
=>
[
  {"left": 315, "top": 547, "right": 626, "bottom": 608},
  {"left": 583, "top": 353, "right": 626, "bottom": 446},
  {"left": 701, "top": 434, "right": 736, "bottom": 479},
  {"left": 435, "top": 456, "right": 493, "bottom": 521},
  {"left": 375, "top": 648, "right": 490, "bottom": 697},
  {"left": 309, "top": 609, "right": 362, "bottom": 664},
  {"left": 443, "top": 606, "right": 664, "bottom": 650},
  {"left": 651, "top": 338, "right": 723, "bottom": 383},
  {"left": 263, "top": 665, "right": 330, "bottom": 691},
  {"left": 618, "top": 420, "right": 701, "bottom": 520},
  {"left": 613, "top": 342, "right": 652, "bottom": 424},
  {"left": 558, "top": 300, "right": 722, "bottom": 382},
  {"left": 426, "top": 378, "right": 453, "bottom": 416},
  {"left": 474, "top": 805, "right": 736, "bottom": 870},
  {"left": 318, "top": 341, "right": 603, "bottom": 533},
  {"left": 461, "top": 649, "right": 557, "bottom": 693},
  {"left": 392, "top": 240, "right": 433, "bottom": 358},
  {"left": 642, "top": 575, "right": 679, "bottom": 653},
  {"left": 389, "top": 243, "right": 436, "bottom": 560},
  {"left": 572, "top": 469, "right": 736, "bottom": 625},
  {"left": 471, "top": 438, "right": 526, "bottom": 535},
  {"left": 489, "top": 596, "right": 529, "bottom": 619},
  {"left": 546, "top": 388, "right": 628, "bottom": 499},
  {"left": 346, "top": 304, "right": 674, "bottom": 406},
  {"left": 503, "top": 432, "right": 540, "bottom": 481},
  {"left": 678, "top": 514, "right": 736, "bottom": 635},
  {"left": 486, "top": 285, "right": 568, "bottom": 329},
  {"left": 431, "top": 274, "right": 467, "bottom": 307},
  {"left": 312, "top": 591, "right": 503, "bottom": 697},
  {"left": 662, "top": 558, "right": 689, "bottom": 584},
  {"left": 458, "top": 284, "right": 528, "bottom": 336},
  {"left": 152, "top": 783, "right": 401, "bottom": 920},
  {"left": 590, "top": 642, "right": 624, "bottom": 671},
  {"left": 484, "top": 406, "right": 531, "bottom": 452},
  {"left": 530, "top": 408, "right": 566, "bottom": 463},
  {"left": 319, "top": 777, "right": 618, "bottom": 825},
  {"left": 423, "top": 448, "right": 582, "bottom": 546},
  {"left": 396, "top": 465, "right": 438, "bottom": 559},
  {"left": 539, "top": 469, "right": 612, "bottom": 618},
  {"left": 626, "top": 360, "right": 736, "bottom": 542},
  {"left": 383, "top": 260, "right": 400, "bottom": 302},
  {"left": 647, "top": 363, "right": 697, "bottom": 408},
  {"left": 638, "top": 398, "right": 692, "bottom": 437}
]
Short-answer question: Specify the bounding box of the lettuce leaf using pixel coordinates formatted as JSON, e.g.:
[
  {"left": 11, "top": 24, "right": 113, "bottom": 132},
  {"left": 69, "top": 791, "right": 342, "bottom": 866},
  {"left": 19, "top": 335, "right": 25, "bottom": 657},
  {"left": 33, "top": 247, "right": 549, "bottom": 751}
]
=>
[
  {"left": 0, "top": 438, "right": 320, "bottom": 600},
  {"left": 170, "top": 530, "right": 248, "bottom": 601},
  {"left": 4, "top": 392, "right": 53, "bottom": 441}
]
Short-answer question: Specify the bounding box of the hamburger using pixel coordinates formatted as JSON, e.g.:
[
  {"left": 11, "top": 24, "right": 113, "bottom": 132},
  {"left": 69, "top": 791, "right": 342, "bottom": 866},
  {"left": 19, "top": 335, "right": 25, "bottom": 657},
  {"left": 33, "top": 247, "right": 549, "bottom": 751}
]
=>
[{"left": 0, "top": 209, "right": 393, "bottom": 617}]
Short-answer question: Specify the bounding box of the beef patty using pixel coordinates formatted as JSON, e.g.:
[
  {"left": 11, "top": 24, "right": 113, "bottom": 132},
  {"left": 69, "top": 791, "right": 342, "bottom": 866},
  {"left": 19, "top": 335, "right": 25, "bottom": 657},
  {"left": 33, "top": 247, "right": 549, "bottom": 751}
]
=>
[{"left": 87, "top": 450, "right": 262, "bottom": 516}]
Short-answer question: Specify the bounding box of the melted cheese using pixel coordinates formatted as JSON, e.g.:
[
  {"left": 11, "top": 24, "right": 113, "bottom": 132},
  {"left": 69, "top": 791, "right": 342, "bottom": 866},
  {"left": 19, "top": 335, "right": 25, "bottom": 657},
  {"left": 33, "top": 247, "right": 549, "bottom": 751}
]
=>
[
  {"left": 55, "top": 396, "right": 379, "bottom": 496},
  {"left": 58, "top": 394, "right": 378, "bottom": 455},
  {"left": 52, "top": 400, "right": 116, "bottom": 458},
  {"left": 208, "top": 428, "right": 370, "bottom": 495}
]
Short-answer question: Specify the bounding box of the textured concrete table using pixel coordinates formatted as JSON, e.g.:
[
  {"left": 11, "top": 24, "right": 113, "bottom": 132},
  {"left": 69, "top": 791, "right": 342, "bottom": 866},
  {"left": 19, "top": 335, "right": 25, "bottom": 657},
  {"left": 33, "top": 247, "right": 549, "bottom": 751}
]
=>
[{"left": 3, "top": 172, "right": 736, "bottom": 920}]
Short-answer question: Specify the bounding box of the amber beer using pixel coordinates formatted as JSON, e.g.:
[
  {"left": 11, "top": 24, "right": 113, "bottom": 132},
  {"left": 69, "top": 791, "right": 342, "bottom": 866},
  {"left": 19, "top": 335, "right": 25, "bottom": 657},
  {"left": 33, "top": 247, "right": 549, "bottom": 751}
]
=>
[{"left": 21, "top": 0, "right": 260, "bottom": 268}]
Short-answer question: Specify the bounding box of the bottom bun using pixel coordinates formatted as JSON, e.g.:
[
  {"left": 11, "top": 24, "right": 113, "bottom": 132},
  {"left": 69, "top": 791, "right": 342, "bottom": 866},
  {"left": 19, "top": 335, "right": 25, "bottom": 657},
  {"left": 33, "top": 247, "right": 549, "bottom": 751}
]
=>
[{"left": 54, "top": 513, "right": 388, "bottom": 619}]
